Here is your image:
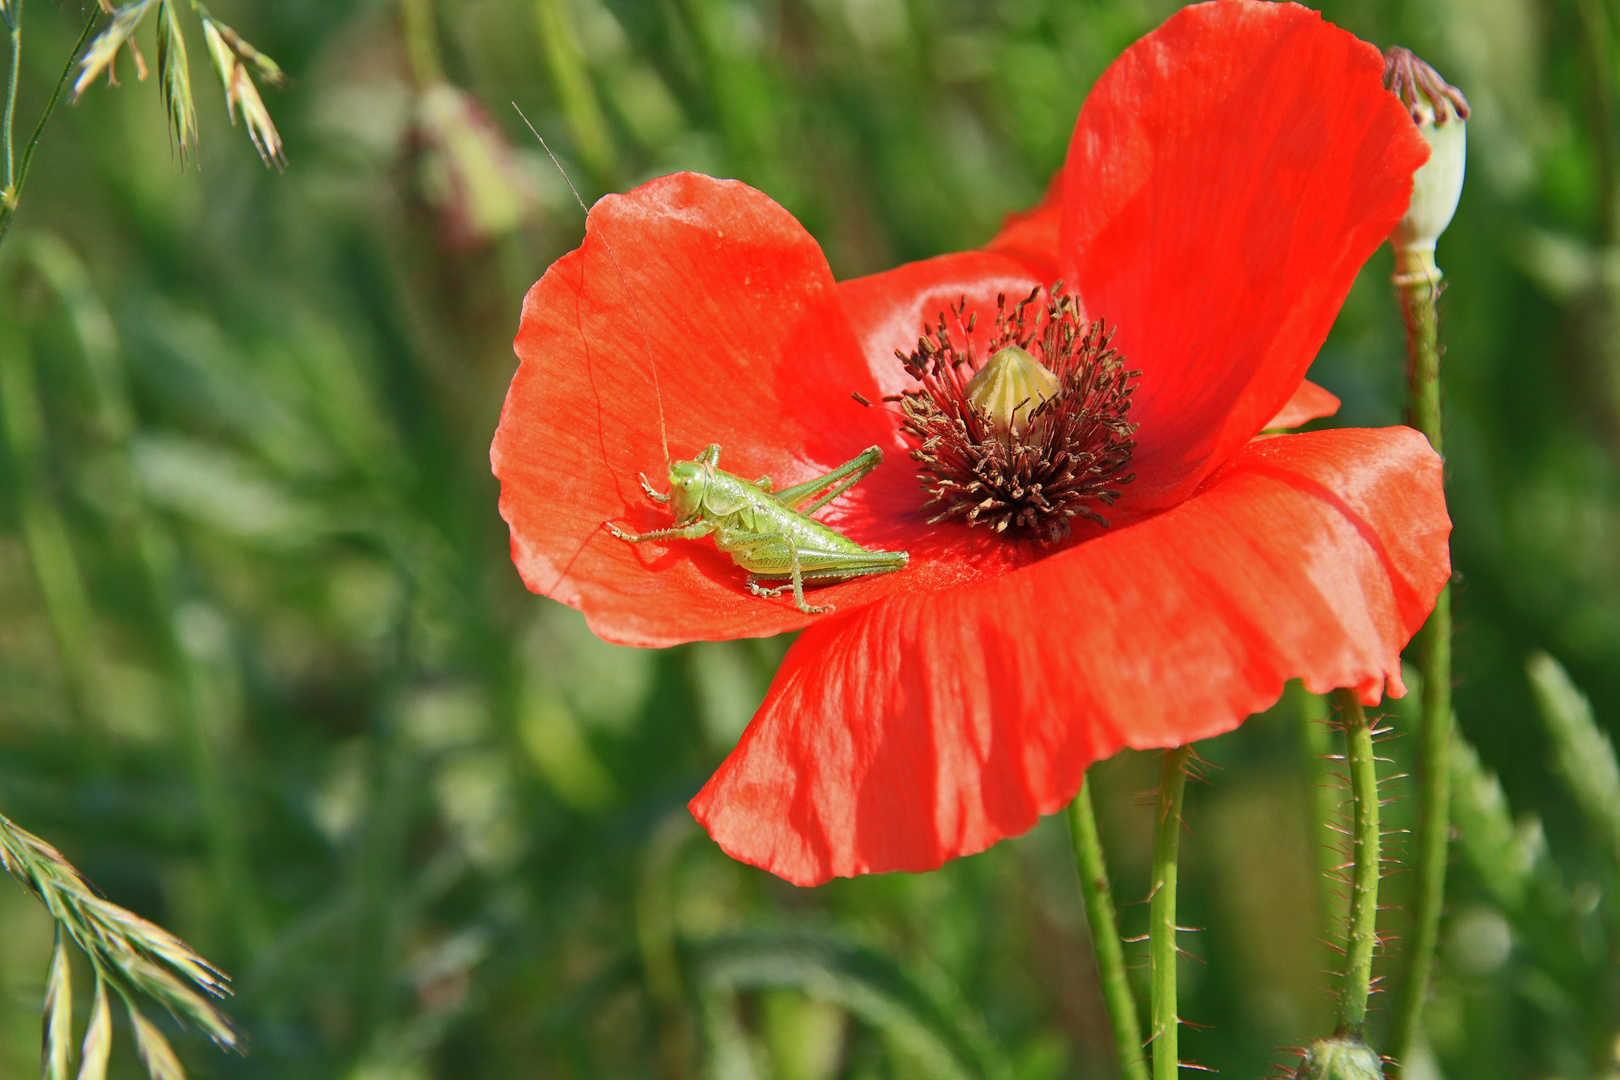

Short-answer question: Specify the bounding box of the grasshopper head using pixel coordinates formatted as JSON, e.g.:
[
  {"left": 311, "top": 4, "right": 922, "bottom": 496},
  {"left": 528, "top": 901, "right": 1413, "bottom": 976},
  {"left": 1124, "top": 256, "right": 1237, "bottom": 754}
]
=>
[{"left": 667, "top": 459, "right": 709, "bottom": 522}]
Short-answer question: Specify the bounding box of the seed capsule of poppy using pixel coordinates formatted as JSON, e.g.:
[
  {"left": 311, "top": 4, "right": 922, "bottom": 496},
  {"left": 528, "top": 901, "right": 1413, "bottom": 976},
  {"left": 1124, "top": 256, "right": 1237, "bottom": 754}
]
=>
[
  {"left": 1384, "top": 47, "right": 1469, "bottom": 283},
  {"left": 964, "top": 344, "right": 1061, "bottom": 434}
]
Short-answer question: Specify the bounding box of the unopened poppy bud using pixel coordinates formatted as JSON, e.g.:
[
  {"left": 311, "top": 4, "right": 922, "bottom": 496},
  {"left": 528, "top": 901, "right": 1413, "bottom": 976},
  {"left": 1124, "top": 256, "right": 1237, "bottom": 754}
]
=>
[
  {"left": 965, "top": 345, "right": 1061, "bottom": 434},
  {"left": 1293, "top": 1033, "right": 1384, "bottom": 1080},
  {"left": 1384, "top": 47, "right": 1469, "bottom": 284}
]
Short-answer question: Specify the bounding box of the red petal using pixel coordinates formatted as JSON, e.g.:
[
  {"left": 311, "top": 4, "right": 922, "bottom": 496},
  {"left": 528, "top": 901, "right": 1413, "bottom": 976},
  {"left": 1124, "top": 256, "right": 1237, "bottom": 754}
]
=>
[
  {"left": 690, "top": 426, "right": 1450, "bottom": 885},
  {"left": 493, "top": 173, "right": 898, "bottom": 646},
  {"left": 1061, "top": 1, "right": 1428, "bottom": 507},
  {"left": 837, "top": 250, "right": 1047, "bottom": 399},
  {"left": 1267, "top": 380, "right": 1341, "bottom": 429}
]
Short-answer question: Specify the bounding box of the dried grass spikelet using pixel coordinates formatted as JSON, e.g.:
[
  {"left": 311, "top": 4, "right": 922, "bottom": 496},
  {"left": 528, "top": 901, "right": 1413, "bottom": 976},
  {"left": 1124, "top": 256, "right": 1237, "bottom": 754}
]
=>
[
  {"left": 0, "top": 812, "right": 239, "bottom": 1080},
  {"left": 73, "top": 0, "right": 158, "bottom": 98},
  {"left": 200, "top": 15, "right": 287, "bottom": 169},
  {"left": 43, "top": 930, "right": 72, "bottom": 1080},
  {"left": 74, "top": 1, "right": 287, "bottom": 169},
  {"left": 127, "top": 1005, "right": 188, "bottom": 1080},
  {"left": 155, "top": 0, "right": 198, "bottom": 160},
  {"left": 79, "top": 978, "right": 114, "bottom": 1080}
]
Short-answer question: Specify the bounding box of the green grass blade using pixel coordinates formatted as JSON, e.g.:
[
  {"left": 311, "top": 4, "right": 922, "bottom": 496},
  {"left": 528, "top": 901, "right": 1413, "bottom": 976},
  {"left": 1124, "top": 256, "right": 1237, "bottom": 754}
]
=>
[
  {"left": 1527, "top": 651, "right": 1620, "bottom": 868},
  {"left": 687, "top": 930, "right": 1011, "bottom": 1080}
]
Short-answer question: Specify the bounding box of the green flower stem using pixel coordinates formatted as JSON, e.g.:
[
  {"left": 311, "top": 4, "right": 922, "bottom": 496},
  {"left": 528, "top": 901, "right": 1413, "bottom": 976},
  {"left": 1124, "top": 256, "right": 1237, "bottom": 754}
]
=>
[
  {"left": 399, "top": 0, "right": 443, "bottom": 87},
  {"left": 1335, "top": 689, "right": 1380, "bottom": 1035},
  {"left": 1387, "top": 268, "right": 1453, "bottom": 1072},
  {"left": 1068, "top": 776, "right": 1149, "bottom": 1080},
  {"left": 1150, "top": 747, "right": 1192, "bottom": 1080},
  {"left": 1401, "top": 271, "right": 1445, "bottom": 455}
]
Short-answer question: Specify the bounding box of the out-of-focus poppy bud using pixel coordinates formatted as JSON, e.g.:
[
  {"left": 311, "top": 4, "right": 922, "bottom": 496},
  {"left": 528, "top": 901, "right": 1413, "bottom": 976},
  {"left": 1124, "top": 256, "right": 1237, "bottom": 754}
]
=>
[{"left": 412, "top": 83, "right": 532, "bottom": 252}]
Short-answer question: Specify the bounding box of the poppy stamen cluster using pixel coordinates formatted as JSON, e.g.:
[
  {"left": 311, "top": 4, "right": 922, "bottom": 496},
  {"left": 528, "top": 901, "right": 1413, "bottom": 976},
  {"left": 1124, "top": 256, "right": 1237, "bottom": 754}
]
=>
[{"left": 892, "top": 286, "right": 1140, "bottom": 542}]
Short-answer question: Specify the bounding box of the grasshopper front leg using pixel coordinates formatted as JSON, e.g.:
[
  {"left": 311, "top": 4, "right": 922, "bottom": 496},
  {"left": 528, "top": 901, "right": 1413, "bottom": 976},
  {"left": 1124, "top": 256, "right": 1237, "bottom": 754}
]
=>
[
  {"left": 637, "top": 472, "right": 672, "bottom": 504},
  {"left": 607, "top": 520, "right": 715, "bottom": 544}
]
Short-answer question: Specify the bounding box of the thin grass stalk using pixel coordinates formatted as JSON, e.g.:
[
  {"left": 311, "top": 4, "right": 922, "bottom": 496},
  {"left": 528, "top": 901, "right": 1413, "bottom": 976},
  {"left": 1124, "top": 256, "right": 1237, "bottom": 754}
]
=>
[
  {"left": 1150, "top": 747, "right": 1191, "bottom": 1080},
  {"left": 18, "top": 233, "right": 263, "bottom": 954},
  {"left": 2, "top": 0, "right": 20, "bottom": 195},
  {"left": 1334, "top": 689, "right": 1380, "bottom": 1034},
  {"left": 0, "top": 319, "right": 99, "bottom": 728},
  {"left": 636, "top": 812, "right": 695, "bottom": 1080},
  {"left": 352, "top": 582, "right": 418, "bottom": 1044},
  {"left": 1386, "top": 266, "right": 1451, "bottom": 1073},
  {"left": 1068, "top": 775, "right": 1150, "bottom": 1080},
  {"left": 1572, "top": 0, "right": 1616, "bottom": 247},
  {"left": 0, "top": 7, "right": 99, "bottom": 247},
  {"left": 532, "top": 0, "right": 616, "bottom": 184},
  {"left": 173, "top": 615, "right": 261, "bottom": 959}
]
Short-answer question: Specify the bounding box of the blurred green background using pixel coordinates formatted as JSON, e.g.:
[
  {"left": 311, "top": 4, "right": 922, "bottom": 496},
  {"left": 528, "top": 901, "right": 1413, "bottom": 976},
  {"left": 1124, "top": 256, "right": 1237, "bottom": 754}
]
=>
[{"left": 1, "top": 0, "right": 1618, "bottom": 1077}]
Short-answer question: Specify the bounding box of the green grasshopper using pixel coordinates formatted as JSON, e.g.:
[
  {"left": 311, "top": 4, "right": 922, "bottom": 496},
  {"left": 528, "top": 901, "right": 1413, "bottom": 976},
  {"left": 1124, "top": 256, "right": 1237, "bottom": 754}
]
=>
[
  {"left": 608, "top": 445, "right": 909, "bottom": 615},
  {"left": 514, "top": 107, "right": 908, "bottom": 614}
]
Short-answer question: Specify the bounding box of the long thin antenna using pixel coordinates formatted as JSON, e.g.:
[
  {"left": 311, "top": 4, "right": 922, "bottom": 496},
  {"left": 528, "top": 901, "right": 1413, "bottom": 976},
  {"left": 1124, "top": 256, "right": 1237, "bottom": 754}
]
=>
[{"left": 513, "top": 104, "right": 670, "bottom": 467}]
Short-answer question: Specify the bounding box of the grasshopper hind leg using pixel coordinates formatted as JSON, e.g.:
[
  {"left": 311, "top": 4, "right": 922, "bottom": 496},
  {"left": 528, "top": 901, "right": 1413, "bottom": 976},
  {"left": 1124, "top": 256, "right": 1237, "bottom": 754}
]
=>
[{"left": 742, "top": 536, "right": 832, "bottom": 615}]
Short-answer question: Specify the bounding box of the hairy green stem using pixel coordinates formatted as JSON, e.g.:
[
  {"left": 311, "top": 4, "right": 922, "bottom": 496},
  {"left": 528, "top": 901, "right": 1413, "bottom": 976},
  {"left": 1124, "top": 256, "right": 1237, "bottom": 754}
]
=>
[
  {"left": 1400, "top": 273, "right": 1444, "bottom": 455},
  {"left": 1151, "top": 747, "right": 1191, "bottom": 1080},
  {"left": 1069, "top": 776, "right": 1149, "bottom": 1080},
  {"left": 1335, "top": 689, "right": 1380, "bottom": 1035},
  {"left": 1386, "top": 269, "right": 1453, "bottom": 1073},
  {"left": 0, "top": 7, "right": 99, "bottom": 248}
]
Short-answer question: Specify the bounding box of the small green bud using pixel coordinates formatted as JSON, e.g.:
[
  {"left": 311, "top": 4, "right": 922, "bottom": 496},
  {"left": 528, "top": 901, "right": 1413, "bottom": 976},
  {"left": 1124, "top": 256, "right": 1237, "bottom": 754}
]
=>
[
  {"left": 964, "top": 345, "right": 1060, "bottom": 435},
  {"left": 1384, "top": 48, "right": 1469, "bottom": 284},
  {"left": 1295, "top": 1032, "right": 1385, "bottom": 1080}
]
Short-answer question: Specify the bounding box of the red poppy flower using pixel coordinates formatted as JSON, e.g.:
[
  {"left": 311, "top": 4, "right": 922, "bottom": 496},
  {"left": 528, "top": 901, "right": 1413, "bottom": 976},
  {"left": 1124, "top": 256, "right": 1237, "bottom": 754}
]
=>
[{"left": 492, "top": 1, "right": 1449, "bottom": 885}]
